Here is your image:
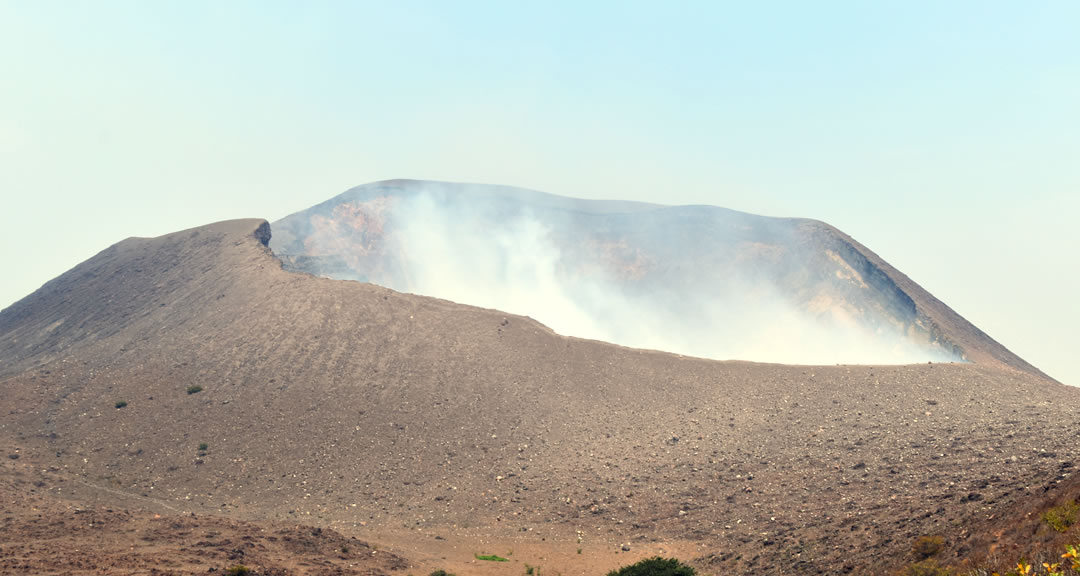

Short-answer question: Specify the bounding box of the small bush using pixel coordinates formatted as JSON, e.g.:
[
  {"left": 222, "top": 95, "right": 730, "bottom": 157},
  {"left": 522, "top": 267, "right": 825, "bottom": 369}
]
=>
[
  {"left": 607, "top": 557, "right": 696, "bottom": 576},
  {"left": 225, "top": 566, "right": 250, "bottom": 576},
  {"left": 475, "top": 554, "right": 509, "bottom": 562},
  {"left": 198, "top": 443, "right": 208, "bottom": 452},
  {"left": 903, "top": 559, "right": 950, "bottom": 576},
  {"left": 115, "top": 401, "right": 128, "bottom": 409},
  {"left": 912, "top": 535, "right": 944, "bottom": 560},
  {"left": 430, "top": 571, "right": 455, "bottom": 576},
  {"left": 1044, "top": 501, "right": 1080, "bottom": 533},
  {"left": 186, "top": 385, "right": 203, "bottom": 395}
]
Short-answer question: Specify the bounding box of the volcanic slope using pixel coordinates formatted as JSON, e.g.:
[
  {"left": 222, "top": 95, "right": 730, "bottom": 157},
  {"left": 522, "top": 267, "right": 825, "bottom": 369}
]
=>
[
  {"left": 270, "top": 179, "right": 1047, "bottom": 376},
  {"left": 1, "top": 219, "right": 1078, "bottom": 575}
]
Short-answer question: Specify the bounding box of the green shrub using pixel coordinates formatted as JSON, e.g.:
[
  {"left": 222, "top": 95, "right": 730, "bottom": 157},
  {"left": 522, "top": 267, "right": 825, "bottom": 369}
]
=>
[
  {"left": 475, "top": 554, "right": 509, "bottom": 562},
  {"left": 186, "top": 385, "right": 203, "bottom": 395},
  {"left": 429, "top": 571, "right": 455, "bottom": 576},
  {"left": 607, "top": 557, "right": 696, "bottom": 576},
  {"left": 225, "top": 566, "right": 250, "bottom": 576},
  {"left": 903, "top": 559, "right": 950, "bottom": 576},
  {"left": 115, "top": 401, "right": 128, "bottom": 409},
  {"left": 1044, "top": 500, "right": 1080, "bottom": 533},
  {"left": 912, "top": 535, "right": 944, "bottom": 559},
  {"left": 198, "top": 443, "right": 208, "bottom": 452}
]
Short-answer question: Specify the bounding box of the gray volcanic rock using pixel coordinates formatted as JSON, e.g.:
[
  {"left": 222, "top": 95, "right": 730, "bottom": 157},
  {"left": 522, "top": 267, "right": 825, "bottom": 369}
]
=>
[
  {"left": 270, "top": 179, "right": 1043, "bottom": 374},
  {"left": 0, "top": 217, "right": 1075, "bottom": 575}
]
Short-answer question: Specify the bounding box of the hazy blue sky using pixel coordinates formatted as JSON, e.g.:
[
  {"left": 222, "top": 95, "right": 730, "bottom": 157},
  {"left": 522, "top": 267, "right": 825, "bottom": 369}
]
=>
[{"left": 2, "top": 1, "right": 1077, "bottom": 384}]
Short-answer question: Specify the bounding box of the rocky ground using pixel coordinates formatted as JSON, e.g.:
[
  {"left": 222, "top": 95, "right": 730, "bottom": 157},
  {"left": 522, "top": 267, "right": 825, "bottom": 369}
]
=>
[
  {"left": 1, "top": 219, "right": 1077, "bottom": 575},
  {"left": 0, "top": 452, "right": 409, "bottom": 575}
]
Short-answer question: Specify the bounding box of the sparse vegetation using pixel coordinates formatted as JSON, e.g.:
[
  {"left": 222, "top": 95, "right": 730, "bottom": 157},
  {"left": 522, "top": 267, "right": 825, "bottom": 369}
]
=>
[
  {"left": 198, "top": 443, "right": 208, "bottom": 452},
  {"left": 897, "top": 540, "right": 1080, "bottom": 575},
  {"left": 1065, "top": 544, "right": 1080, "bottom": 571},
  {"left": 225, "top": 566, "right": 250, "bottom": 576},
  {"left": 987, "top": 555, "right": 1080, "bottom": 576},
  {"left": 897, "top": 535, "right": 948, "bottom": 574},
  {"left": 429, "top": 571, "right": 455, "bottom": 576},
  {"left": 607, "top": 557, "right": 696, "bottom": 576},
  {"left": 186, "top": 385, "right": 203, "bottom": 395},
  {"left": 475, "top": 553, "right": 509, "bottom": 562},
  {"left": 1045, "top": 501, "right": 1080, "bottom": 533},
  {"left": 913, "top": 535, "right": 945, "bottom": 560},
  {"left": 115, "top": 400, "right": 128, "bottom": 409},
  {"left": 903, "top": 559, "right": 949, "bottom": 576}
]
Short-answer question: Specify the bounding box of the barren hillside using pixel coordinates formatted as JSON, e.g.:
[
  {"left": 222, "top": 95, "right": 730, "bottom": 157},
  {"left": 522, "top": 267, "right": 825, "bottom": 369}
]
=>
[{"left": 1, "top": 218, "right": 1076, "bottom": 575}]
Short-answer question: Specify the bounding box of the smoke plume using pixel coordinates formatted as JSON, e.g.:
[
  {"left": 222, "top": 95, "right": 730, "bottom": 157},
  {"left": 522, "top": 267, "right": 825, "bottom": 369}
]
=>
[{"left": 274, "top": 182, "right": 959, "bottom": 365}]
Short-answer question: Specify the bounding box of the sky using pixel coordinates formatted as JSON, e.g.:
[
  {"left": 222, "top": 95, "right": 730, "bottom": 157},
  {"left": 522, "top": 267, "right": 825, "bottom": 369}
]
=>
[{"left": 1, "top": 1, "right": 1077, "bottom": 385}]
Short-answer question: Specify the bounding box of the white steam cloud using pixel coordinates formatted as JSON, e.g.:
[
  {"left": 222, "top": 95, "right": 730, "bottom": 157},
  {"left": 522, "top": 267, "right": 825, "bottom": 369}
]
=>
[{"left": 347, "top": 190, "right": 957, "bottom": 365}]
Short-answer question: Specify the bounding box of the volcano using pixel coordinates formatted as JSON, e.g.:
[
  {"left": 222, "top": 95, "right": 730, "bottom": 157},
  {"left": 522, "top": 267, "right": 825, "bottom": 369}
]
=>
[
  {"left": 0, "top": 183, "right": 1075, "bottom": 575},
  {"left": 270, "top": 179, "right": 1045, "bottom": 374}
]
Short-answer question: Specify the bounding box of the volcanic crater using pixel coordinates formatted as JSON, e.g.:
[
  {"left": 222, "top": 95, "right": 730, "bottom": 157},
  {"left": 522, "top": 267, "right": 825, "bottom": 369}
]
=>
[{"left": 1, "top": 185, "right": 1076, "bottom": 575}]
